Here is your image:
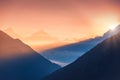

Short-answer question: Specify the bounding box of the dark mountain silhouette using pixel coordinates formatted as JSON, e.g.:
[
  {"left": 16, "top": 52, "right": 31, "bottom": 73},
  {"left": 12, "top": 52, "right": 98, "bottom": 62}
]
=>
[
  {"left": 0, "top": 30, "right": 60, "bottom": 80},
  {"left": 44, "top": 28, "right": 120, "bottom": 80},
  {"left": 42, "top": 25, "right": 120, "bottom": 66}
]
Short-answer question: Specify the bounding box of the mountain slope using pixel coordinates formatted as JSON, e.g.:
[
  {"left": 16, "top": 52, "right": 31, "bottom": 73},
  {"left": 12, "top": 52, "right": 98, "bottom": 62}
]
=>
[
  {"left": 41, "top": 37, "right": 102, "bottom": 66},
  {"left": 44, "top": 30, "right": 120, "bottom": 80},
  {"left": 4, "top": 27, "right": 22, "bottom": 39},
  {"left": 0, "top": 30, "right": 60, "bottom": 80},
  {"left": 41, "top": 25, "right": 120, "bottom": 66}
]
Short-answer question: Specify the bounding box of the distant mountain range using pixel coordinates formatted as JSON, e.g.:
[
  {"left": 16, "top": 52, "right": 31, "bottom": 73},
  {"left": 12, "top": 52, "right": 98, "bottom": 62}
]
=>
[
  {"left": 44, "top": 26, "right": 120, "bottom": 80},
  {"left": 3, "top": 28, "right": 64, "bottom": 51},
  {"left": 0, "top": 31, "right": 60, "bottom": 80},
  {"left": 41, "top": 25, "right": 120, "bottom": 66}
]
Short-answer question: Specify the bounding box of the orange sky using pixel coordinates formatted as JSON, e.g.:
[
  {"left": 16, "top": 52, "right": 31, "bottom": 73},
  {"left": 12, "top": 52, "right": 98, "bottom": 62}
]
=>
[{"left": 0, "top": 0, "right": 120, "bottom": 50}]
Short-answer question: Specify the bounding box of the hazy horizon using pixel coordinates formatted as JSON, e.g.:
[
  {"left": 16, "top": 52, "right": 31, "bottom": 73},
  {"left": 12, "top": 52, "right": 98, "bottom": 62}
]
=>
[{"left": 0, "top": 0, "right": 120, "bottom": 50}]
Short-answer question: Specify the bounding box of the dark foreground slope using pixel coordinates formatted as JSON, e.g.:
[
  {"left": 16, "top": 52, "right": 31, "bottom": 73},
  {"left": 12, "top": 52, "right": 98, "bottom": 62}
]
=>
[
  {"left": 44, "top": 32, "right": 120, "bottom": 80},
  {"left": 0, "top": 31, "right": 60, "bottom": 80}
]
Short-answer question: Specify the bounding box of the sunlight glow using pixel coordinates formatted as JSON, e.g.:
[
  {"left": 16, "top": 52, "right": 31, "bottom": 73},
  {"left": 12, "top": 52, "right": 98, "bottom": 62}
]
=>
[
  {"left": 109, "top": 26, "right": 116, "bottom": 30},
  {"left": 109, "top": 24, "right": 118, "bottom": 30}
]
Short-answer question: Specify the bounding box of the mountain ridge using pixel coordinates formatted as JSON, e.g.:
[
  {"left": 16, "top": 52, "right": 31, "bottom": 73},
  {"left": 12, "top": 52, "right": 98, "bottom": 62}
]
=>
[
  {"left": 41, "top": 25, "right": 120, "bottom": 66},
  {"left": 0, "top": 30, "right": 60, "bottom": 80},
  {"left": 44, "top": 27, "right": 120, "bottom": 80}
]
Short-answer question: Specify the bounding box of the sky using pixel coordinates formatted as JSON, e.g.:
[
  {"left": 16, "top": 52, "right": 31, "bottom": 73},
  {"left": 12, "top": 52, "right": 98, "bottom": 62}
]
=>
[{"left": 0, "top": 0, "right": 120, "bottom": 49}]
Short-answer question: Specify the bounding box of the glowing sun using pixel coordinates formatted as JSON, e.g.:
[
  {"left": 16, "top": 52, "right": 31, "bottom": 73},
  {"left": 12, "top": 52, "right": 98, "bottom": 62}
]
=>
[
  {"left": 109, "top": 24, "right": 118, "bottom": 30},
  {"left": 110, "top": 26, "right": 116, "bottom": 30}
]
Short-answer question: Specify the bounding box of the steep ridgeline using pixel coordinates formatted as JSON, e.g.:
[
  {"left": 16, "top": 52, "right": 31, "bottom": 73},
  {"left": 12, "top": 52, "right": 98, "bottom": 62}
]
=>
[
  {"left": 0, "top": 31, "right": 60, "bottom": 80},
  {"left": 42, "top": 25, "right": 120, "bottom": 66},
  {"left": 44, "top": 31, "right": 120, "bottom": 80}
]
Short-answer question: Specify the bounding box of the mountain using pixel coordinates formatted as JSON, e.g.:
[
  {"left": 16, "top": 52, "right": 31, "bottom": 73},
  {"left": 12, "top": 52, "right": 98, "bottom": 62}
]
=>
[
  {"left": 4, "top": 27, "right": 22, "bottom": 39},
  {"left": 41, "top": 37, "right": 102, "bottom": 66},
  {"left": 0, "top": 30, "right": 60, "bottom": 80},
  {"left": 44, "top": 28, "right": 120, "bottom": 80},
  {"left": 102, "top": 25, "right": 120, "bottom": 39},
  {"left": 25, "top": 30, "right": 58, "bottom": 44},
  {"left": 41, "top": 25, "right": 120, "bottom": 66}
]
